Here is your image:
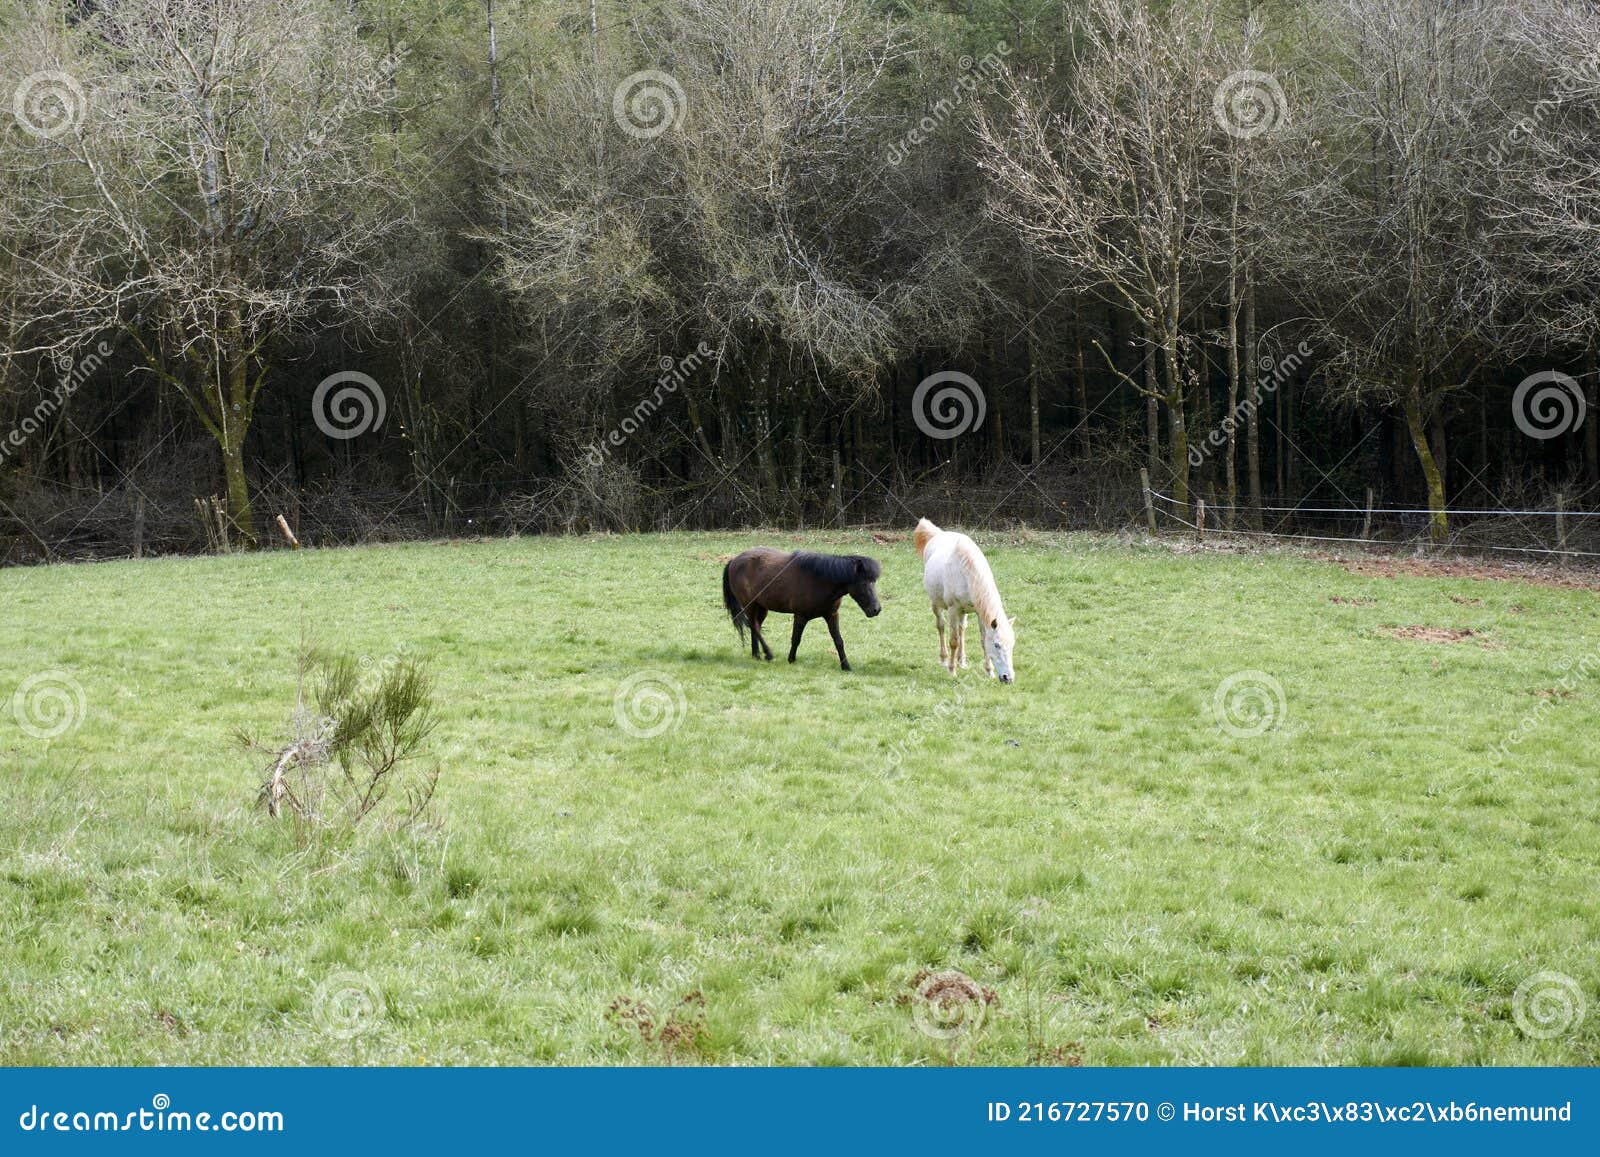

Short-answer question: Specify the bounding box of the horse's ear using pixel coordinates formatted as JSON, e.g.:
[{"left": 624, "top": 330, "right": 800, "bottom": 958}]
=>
[{"left": 1009, "top": 616, "right": 1018, "bottom": 629}]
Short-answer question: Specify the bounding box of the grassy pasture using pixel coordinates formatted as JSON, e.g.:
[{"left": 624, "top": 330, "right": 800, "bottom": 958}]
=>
[{"left": 0, "top": 530, "right": 1597, "bottom": 1065}]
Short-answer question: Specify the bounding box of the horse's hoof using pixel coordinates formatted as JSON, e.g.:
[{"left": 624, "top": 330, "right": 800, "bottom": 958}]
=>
[{"left": 840, "top": 663, "right": 851, "bottom": 672}]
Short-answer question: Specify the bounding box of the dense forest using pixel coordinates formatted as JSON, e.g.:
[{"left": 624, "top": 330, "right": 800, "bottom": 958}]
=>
[{"left": 2, "top": 0, "right": 1598, "bottom": 562}]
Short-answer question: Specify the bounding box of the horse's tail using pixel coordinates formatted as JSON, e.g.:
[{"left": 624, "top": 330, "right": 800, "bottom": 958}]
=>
[
  {"left": 722, "top": 561, "right": 747, "bottom": 645},
  {"left": 914, "top": 517, "right": 941, "bottom": 557}
]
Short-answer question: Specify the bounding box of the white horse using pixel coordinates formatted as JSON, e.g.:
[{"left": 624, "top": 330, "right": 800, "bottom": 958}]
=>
[{"left": 915, "top": 518, "right": 1016, "bottom": 682}]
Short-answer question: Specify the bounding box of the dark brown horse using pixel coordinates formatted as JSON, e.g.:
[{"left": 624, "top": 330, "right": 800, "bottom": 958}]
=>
[{"left": 722, "top": 548, "right": 882, "bottom": 670}]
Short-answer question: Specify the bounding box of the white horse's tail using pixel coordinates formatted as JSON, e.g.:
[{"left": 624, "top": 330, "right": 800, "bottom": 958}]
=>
[{"left": 914, "top": 518, "right": 941, "bottom": 557}]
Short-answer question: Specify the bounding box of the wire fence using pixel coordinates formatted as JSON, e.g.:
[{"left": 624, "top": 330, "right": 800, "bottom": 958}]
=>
[
  {"left": 1143, "top": 478, "right": 1600, "bottom": 560},
  {"left": 7, "top": 455, "right": 1600, "bottom": 567}
]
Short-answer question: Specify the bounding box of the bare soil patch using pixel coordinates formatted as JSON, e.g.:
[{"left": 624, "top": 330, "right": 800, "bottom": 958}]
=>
[
  {"left": 1382, "top": 625, "right": 1499, "bottom": 647},
  {"left": 1313, "top": 551, "right": 1600, "bottom": 591}
]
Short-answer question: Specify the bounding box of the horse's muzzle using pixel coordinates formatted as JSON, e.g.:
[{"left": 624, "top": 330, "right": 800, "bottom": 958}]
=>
[
  {"left": 866, "top": 606, "right": 881, "bottom": 618},
  {"left": 998, "top": 673, "right": 1014, "bottom": 684}
]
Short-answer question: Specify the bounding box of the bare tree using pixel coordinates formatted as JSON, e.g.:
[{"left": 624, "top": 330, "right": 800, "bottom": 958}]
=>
[
  {"left": 1486, "top": 0, "right": 1600, "bottom": 482},
  {"left": 487, "top": 0, "right": 977, "bottom": 506},
  {"left": 1284, "top": 0, "right": 1509, "bottom": 541},
  {"left": 0, "top": 0, "right": 408, "bottom": 542},
  {"left": 976, "top": 0, "right": 1232, "bottom": 508}
]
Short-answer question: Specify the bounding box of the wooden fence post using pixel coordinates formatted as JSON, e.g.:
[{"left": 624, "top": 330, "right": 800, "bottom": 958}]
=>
[
  {"left": 132, "top": 493, "right": 146, "bottom": 560},
  {"left": 1556, "top": 490, "right": 1568, "bottom": 557},
  {"left": 1360, "top": 487, "right": 1374, "bottom": 542},
  {"left": 1196, "top": 498, "right": 1206, "bottom": 541},
  {"left": 1140, "top": 468, "right": 1156, "bottom": 533}
]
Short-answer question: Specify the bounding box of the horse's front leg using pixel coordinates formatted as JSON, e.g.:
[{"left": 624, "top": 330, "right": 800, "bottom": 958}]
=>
[
  {"left": 933, "top": 606, "right": 947, "bottom": 668},
  {"left": 955, "top": 613, "right": 969, "bottom": 669},
  {"left": 788, "top": 615, "right": 809, "bottom": 663},
  {"left": 824, "top": 612, "right": 850, "bottom": 671}
]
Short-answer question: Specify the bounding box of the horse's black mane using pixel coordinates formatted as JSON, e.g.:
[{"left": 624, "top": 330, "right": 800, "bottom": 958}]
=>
[{"left": 792, "top": 551, "right": 880, "bottom": 584}]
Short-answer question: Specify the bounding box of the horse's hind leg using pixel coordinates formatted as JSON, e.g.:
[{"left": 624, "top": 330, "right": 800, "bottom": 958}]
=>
[
  {"left": 788, "top": 615, "right": 809, "bottom": 663},
  {"left": 751, "top": 607, "right": 774, "bottom": 660},
  {"left": 933, "top": 606, "right": 948, "bottom": 669}
]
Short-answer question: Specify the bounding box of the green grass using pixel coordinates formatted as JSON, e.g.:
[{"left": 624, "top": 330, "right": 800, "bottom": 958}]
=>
[{"left": 1, "top": 530, "right": 1597, "bottom": 1065}]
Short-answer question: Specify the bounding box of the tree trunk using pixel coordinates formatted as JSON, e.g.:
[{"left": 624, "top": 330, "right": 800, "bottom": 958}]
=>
[
  {"left": 1162, "top": 335, "right": 1189, "bottom": 509},
  {"left": 1141, "top": 317, "right": 1160, "bottom": 486},
  {"left": 1224, "top": 286, "right": 1240, "bottom": 528},
  {"left": 1275, "top": 372, "right": 1285, "bottom": 502},
  {"left": 1586, "top": 347, "right": 1598, "bottom": 485},
  {"left": 1025, "top": 258, "right": 1042, "bottom": 466},
  {"left": 1284, "top": 376, "right": 1299, "bottom": 502},
  {"left": 1244, "top": 273, "right": 1261, "bottom": 528},
  {"left": 219, "top": 339, "right": 259, "bottom": 546},
  {"left": 1027, "top": 323, "right": 1042, "bottom": 465},
  {"left": 1075, "top": 323, "right": 1090, "bottom": 457},
  {"left": 219, "top": 424, "right": 256, "bottom": 546},
  {"left": 1403, "top": 386, "right": 1447, "bottom": 544}
]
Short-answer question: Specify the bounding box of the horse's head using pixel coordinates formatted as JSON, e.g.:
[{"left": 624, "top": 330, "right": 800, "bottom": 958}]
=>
[
  {"left": 984, "top": 615, "right": 1016, "bottom": 683},
  {"left": 847, "top": 555, "right": 882, "bottom": 618}
]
